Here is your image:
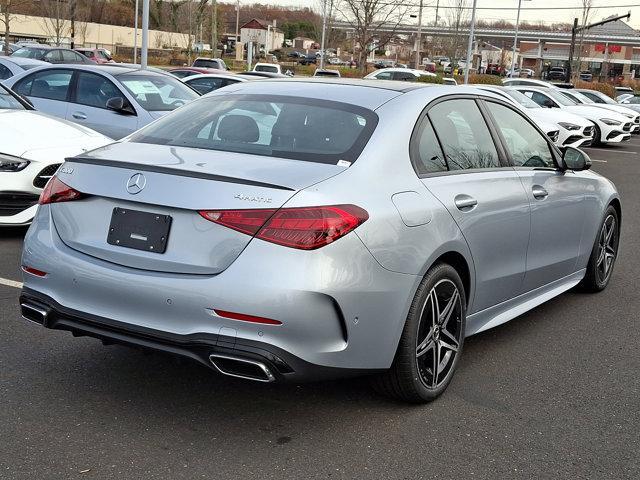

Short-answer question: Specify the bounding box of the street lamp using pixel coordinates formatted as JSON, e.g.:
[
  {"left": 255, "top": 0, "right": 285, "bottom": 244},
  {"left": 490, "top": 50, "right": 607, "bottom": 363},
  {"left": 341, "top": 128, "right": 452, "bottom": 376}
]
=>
[{"left": 509, "top": 0, "right": 531, "bottom": 77}]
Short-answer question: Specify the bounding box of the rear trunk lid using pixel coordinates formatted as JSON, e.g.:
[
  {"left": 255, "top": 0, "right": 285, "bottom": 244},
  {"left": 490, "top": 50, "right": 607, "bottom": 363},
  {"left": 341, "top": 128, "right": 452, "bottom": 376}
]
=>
[{"left": 52, "top": 142, "right": 345, "bottom": 274}]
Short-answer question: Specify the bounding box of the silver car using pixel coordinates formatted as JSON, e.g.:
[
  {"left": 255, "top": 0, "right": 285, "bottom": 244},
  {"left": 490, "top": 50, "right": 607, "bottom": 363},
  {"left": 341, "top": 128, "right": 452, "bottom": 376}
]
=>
[
  {"left": 20, "top": 80, "right": 621, "bottom": 403},
  {"left": 4, "top": 65, "right": 199, "bottom": 139}
]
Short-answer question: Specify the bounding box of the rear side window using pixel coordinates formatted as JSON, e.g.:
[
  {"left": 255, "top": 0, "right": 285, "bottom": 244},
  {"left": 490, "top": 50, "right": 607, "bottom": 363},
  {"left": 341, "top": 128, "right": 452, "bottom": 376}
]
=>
[
  {"left": 14, "top": 69, "right": 72, "bottom": 101},
  {"left": 412, "top": 120, "right": 447, "bottom": 174},
  {"left": 485, "top": 102, "right": 555, "bottom": 168},
  {"left": 44, "top": 50, "right": 62, "bottom": 62},
  {"left": 129, "top": 94, "right": 378, "bottom": 164},
  {"left": 186, "top": 77, "right": 228, "bottom": 95},
  {"left": 429, "top": 99, "right": 500, "bottom": 170}
]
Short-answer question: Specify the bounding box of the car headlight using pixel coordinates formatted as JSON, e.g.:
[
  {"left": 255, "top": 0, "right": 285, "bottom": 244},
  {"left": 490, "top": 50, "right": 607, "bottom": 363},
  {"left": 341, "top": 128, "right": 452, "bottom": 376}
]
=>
[
  {"left": 0, "top": 153, "right": 29, "bottom": 172},
  {"left": 558, "top": 122, "right": 581, "bottom": 131},
  {"left": 600, "top": 118, "right": 622, "bottom": 126}
]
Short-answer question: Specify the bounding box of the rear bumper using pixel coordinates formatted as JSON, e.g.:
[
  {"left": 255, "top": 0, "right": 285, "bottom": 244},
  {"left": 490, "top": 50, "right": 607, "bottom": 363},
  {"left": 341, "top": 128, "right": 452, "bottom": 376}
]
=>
[
  {"left": 21, "top": 204, "right": 419, "bottom": 373},
  {"left": 20, "top": 288, "right": 380, "bottom": 382}
]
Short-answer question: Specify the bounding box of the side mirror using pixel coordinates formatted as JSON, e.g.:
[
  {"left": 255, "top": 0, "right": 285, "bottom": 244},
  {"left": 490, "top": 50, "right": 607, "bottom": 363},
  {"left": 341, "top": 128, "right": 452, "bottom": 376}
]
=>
[
  {"left": 562, "top": 146, "right": 591, "bottom": 171},
  {"left": 106, "top": 97, "right": 134, "bottom": 115}
]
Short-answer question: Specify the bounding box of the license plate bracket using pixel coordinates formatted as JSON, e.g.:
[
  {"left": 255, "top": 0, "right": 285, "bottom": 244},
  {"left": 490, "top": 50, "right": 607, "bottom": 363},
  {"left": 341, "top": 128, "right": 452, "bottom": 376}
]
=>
[{"left": 107, "top": 207, "right": 172, "bottom": 253}]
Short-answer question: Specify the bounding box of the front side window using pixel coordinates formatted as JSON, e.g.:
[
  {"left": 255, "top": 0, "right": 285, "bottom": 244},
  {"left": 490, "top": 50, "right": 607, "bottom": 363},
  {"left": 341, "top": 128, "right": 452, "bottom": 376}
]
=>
[
  {"left": 14, "top": 69, "right": 72, "bottom": 101},
  {"left": 0, "top": 63, "right": 12, "bottom": 80},
  {"left": 429, "top": 99, "right": 500, "bottom": 170},
  {"left": 44, "top": 50, "right": 63, "bottom": 62},
  {"left": 61, "top": 50, "right": 84, "bottom": 63},
  {"left": 522, "top": 90, "right": 559, "bottom": 108},
  {"left": 12, "top": 47, "right": 45, "bottom": 59},
  {"left": 486, "top": 102, "right": 555, "bottom": 168},
  {"left": 129, "top": 94, "right": 377, "bottom": 164},
  {"left": 75, "top": 72, "right": 126, "bottom": 109},
  {"left": 118, "top": 73, "right": 199, "bottom": 111},
  {"left": 375, "top": 71, "right": 393, "bottom": 80}
]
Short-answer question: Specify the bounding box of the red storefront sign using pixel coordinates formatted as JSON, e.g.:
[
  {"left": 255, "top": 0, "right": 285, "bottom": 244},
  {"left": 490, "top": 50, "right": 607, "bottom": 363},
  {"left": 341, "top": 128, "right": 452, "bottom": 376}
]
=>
[{"left": 595, "top": 44, "right": 622, "bottom": 53}]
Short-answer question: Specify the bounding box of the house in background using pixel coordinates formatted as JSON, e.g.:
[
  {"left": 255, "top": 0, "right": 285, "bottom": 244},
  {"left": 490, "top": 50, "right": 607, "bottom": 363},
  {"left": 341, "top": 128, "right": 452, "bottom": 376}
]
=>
[
  {"left": 293, "top": 37, "right": 316, "bottom": 50},
  {"left": 240, "top": 19, "right": 284, "bottom": 52}
]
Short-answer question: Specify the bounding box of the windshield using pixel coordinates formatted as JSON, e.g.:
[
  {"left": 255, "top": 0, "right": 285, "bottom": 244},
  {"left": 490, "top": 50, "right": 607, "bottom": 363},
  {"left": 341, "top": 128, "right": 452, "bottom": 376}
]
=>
[
  {"left": 504, "top": 89, "right": 541, "bottom": 109},
  {"left": 567, "top": 91, "right": 594, "bottom": 104},
  {"left": 546, "top": 89, "right": 578, "bottom": 106},
  {"left": 592, "top": 91, "right": 616, "bottom": 104},
  {"left": 118, "top": 73, "right": 199, "bottom": 111},
  {"left": 0, "top": 85, "right": 26, "bottom": 110},
  {"left": 129, "top": 94, "right": 378, "bottom": 164},
  {"left": 12, "top": 47, "right": 45, "bottom": 59}
]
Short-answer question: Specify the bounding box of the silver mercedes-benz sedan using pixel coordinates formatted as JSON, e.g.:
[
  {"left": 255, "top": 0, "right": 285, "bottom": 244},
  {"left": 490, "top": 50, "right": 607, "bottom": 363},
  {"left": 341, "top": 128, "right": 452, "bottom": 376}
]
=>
[{"left": 19, "top": 79, "right": 621, "bottom": 403}]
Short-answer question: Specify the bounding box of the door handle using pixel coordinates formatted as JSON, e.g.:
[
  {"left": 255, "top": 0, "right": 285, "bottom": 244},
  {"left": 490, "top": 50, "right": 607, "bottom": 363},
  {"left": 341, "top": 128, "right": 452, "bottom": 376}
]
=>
[
  {"left": 72, "top": 112, "right": 87, "bottom": 120},
  {"left": 454, "top": 194, "right": 478, "bottom": 211},
  {"left": 532, "top": 185, "right": 549, "bottom": 199}
]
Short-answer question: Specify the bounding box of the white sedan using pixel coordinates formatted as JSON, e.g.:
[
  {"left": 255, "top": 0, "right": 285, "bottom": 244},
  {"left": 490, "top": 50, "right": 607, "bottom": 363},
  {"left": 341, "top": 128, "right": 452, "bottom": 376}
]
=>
[
  {"left": 365, "top": 67, "right": 436, "bottom": 81},
  {"left": 475, "top": 85, "right": 594, "bottom": 148},
  {"left": 514, "top": 86, "right": 632, "bottom": 145},
  {"left": 0, "top": 84, "right": 111, "bottom": 226}
]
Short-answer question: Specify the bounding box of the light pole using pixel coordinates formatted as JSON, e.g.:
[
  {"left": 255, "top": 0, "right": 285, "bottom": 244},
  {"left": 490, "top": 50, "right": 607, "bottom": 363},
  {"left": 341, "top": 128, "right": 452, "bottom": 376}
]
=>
[
  {"left": 319, "top": 0, "right": 328, "bottom": 69},
  {"left": 211, "top": 0, "right": 217, "bottom": 59},
  {"left": 133, "top": 0, "right": 139, "bottom": 64},
  {"left": 141, "top": 0, "right": 149, "bottom": 69},
  {"left": 414, "top": 0, "right": 423, "bottom": 69},
  {"left": 464, "top": 0, "right": 478, "bottom": 84},
  {"left": 509, "top": 0, "right": 529, "bottom": 77}
]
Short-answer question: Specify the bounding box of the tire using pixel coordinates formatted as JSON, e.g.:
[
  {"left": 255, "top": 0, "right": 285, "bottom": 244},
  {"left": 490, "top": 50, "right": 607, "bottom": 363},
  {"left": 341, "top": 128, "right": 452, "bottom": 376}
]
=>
[
  {"left": 372, "top": 263, "right": 466, "bottom": 403},
  {"left": 592, "top": 123, "right": 602, "bottom": 146},
  {"left": 580, "top": 205, "right": 620, "bottom": 292}
]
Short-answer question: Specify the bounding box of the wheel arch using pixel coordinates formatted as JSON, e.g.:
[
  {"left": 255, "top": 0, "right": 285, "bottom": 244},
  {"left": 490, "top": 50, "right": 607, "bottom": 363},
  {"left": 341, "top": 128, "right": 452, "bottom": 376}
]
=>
[
  {"left": 609, "top": 197, "right": 622, "bottom": 226},
  {"left": 428, "top": 250, "right": 472, "bottom": 309}
]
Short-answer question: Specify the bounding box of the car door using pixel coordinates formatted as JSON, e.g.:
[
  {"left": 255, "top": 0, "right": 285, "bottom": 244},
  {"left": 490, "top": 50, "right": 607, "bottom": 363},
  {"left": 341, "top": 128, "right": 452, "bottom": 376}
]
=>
[
  {"left": 12, "top": 68, "right": 72, "bottom": 120},
  {"left": 67, "top": 71, "right": 138, "bottom": 138},
  {"left": 482, "top": 100, "right": 586, "bottom": 291},
  {"left": 415, "top": 98, "right": 532, "bottom": 313}
]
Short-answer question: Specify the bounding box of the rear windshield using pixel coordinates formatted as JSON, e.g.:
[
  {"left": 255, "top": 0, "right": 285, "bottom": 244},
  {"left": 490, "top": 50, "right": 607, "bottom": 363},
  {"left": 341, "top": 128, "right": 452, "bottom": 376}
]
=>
[
  {"left": 118, "top": 73, "right": 199, "bottom": 111},
  {"left": 129, "top": 94, "right": 378, "bottom": 164},
  {"left": 12, "top": 47, "right": 46, "bottom": 59}
]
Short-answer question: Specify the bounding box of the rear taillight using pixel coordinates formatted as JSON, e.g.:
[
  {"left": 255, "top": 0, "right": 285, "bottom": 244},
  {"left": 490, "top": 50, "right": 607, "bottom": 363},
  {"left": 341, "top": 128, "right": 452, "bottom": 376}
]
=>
[
  {"left": 199, "top": 204, "right": 369, "bottom": 250},
  {"left": 39, "top": 176, "right": 83, "bottom": 205}
]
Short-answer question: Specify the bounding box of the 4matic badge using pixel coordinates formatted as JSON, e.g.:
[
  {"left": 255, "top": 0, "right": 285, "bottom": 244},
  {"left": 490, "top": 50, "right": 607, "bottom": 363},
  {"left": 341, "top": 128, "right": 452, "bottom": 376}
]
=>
[{"left": 234, "top": 193, "right": 272, "bottom": 204}]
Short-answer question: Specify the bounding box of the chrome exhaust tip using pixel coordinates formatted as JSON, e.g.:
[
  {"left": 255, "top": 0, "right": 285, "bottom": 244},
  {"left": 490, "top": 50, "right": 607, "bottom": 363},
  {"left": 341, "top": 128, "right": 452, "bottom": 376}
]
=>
[
  {"left": 209, "top": 353, "right": 276, "bottom": 383},
  {"left": 20, "top": 302, "right": 50, "bottom": 326}
]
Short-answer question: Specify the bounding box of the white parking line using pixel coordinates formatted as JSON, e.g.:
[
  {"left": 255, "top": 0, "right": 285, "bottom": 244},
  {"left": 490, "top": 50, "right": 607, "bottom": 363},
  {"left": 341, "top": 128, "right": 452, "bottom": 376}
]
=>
[
  {"left": 0, "top": 277, "right": 22, "bottom": 289},
  {"left": 585, "top": 148, "right": 638, "bottom": 155},
  {"left": 591, "top": 159, "right": 608, "bottom": 163}
]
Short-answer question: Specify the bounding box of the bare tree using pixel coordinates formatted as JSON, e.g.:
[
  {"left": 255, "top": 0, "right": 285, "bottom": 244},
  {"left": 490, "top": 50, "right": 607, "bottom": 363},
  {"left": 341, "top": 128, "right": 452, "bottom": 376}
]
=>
[
  {"left": 335, "top": 0, "right": 408, "bottom": 72},
  {"left": 444, "top": 0, "right": 469, "bottom": 61},
  {"left": 0, "top": 0, "right": 29, "bottom": 54},
  {"left": 40, "top": 0, "right": 71, "bottom": 45},
  {"left": 574, "top": 0, "right": 594, "bottom": 78}
]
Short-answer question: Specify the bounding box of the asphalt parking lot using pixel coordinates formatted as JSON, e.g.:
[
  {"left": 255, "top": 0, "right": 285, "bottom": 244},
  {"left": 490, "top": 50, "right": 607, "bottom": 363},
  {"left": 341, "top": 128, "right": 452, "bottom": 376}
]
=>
[{"left": 1, "top": 140, "right": 639, "bottom": 480}]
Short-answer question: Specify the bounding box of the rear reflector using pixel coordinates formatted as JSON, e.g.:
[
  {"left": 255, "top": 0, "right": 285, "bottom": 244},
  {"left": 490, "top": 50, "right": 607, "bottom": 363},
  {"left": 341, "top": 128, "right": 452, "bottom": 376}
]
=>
[
  {"left": 214, "top": 309, "right": 282, "bottom": 326},
  {"left": 21, "top": 266, "right": 47, "bottom": 277},
  {"left": 39, "top": 176, "right": 83, "bottom": 205},
  {"left": 199, "top": 204, "right": 369, "bottom": 250}
]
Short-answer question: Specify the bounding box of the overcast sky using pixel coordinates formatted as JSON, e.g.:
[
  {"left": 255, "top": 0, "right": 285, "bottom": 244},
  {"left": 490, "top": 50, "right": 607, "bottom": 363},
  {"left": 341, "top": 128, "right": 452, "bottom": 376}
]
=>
[{"left": 252, "top": 0, "right": 640, "bottom": 28}]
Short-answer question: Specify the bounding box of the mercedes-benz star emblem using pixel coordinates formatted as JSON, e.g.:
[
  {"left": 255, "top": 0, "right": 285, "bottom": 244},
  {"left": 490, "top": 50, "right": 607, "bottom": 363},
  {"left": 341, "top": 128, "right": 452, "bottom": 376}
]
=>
[{"left": 126, "top": 173, "right": 146, "bottom": 195}]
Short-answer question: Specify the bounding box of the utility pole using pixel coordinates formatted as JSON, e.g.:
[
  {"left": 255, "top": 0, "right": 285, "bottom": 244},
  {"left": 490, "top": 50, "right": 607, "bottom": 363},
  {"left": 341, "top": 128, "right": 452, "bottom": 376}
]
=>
[
  {"left": 566, "top": 11, "right": 630, "bottom": 82},
  {"left": 70, "top": 0, "right": 76, "bottom": 49},
  {"left": 211, "top": 0, "right": 217, "bottom": 58},
  {"left": 141, "top": 0, "right": 149, "bottom": 69},
  {"left": 509, "top": 0, "right": 526, "bottom": 77},
  {"left": 134, "top": 0, "right": 139, "bottom": 64},
  {"left": 414, "top": 0, "right": 423, "bottom": 69},
  {"left": 319, "top": 0, "right": 328, "bottom": 69},
  {"left": 235, "top": 0, "right": 240, "bottom": 42},
  {"left": 434, "top": 0, "right": 439, "bottom": 26},
  {"left": 464, "top": 0, "right": 478, "bottom": 84}
]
